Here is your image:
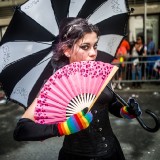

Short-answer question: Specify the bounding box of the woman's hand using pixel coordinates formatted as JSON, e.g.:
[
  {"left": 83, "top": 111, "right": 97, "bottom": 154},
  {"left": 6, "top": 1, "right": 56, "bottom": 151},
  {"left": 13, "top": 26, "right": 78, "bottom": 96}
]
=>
[
  {"left": 120, "top": 98, "right": 142, "bottom": 119},
  {"left": 57, "top": 108, "right": 93, "bottom": 136}
]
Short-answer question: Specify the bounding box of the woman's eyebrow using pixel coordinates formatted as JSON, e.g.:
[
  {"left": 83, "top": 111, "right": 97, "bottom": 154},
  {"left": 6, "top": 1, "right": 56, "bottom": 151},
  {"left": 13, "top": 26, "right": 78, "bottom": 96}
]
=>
[
  {"left": 80, "top": 43, "right": 90, "bottom": 45},
  {"left": 80, "top": 41, "right": 98, "bottom": 45}
]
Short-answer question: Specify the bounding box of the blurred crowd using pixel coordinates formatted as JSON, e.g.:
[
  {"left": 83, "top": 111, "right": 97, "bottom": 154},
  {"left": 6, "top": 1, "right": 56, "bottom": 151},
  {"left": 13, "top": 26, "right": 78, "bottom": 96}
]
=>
[{"left": 112, "top": 36, "right": 160, "bottom": 90}]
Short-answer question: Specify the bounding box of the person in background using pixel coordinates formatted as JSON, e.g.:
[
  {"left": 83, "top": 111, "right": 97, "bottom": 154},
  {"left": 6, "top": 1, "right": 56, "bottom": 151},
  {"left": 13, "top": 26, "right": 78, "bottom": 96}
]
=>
[
  {"left": 147, "top": 37, "right": 155, "bottom": 55},
  {"left": 13, "top": 17, "right": 141, "bottom": 160},
  {"left": 146, "top": 37, "right": 156, "bottom": 79},
  {"left": 112, "top": 38, "right": 130, "bottom": 90},
  {"left": 121, "top": 38, "right": 130, "bottom": 53},
  {"left": 157, "top": 47, "right": 160, "bottom": 56},
  {"left": 131, "top": 35, "right": 147, "bottom": 88},
  {"left": 153, "top": 59, "right": 160, "bottom": 79}
]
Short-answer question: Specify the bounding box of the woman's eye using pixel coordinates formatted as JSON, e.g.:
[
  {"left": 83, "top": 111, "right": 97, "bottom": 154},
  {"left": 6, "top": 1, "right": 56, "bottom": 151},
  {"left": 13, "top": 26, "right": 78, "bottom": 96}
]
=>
[{"left": 80, "top": 45, "right": 89, "bottom": 50}]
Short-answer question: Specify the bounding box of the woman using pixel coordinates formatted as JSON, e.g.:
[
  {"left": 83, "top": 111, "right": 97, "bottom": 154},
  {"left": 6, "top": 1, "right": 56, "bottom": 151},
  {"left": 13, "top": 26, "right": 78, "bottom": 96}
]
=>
[
  {"left": 13, "top": 18, "right": 141, "bottom": 160},
  {"left": 131, "top": 36, "right": 147, "bottom": 88}
]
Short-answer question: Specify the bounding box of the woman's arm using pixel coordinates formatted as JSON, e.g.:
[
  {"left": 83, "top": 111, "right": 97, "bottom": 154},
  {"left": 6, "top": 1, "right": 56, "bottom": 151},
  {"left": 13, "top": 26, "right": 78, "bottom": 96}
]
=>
[
  {"left": 108, "top": 94, "right": 142, "bottom": 119},
  {"left": 13, "top": 98, "right": 60, "bottom": 141},
  {"left": 21, "top": 98, "right": 37, "bottom": 121},
  {"left": 13, "top": 98, "right": 93, "bottom": 141},
  {"left": 108, "top": 96, "right": 123, "bottom": 118},
  {"left": 13, "top": 118, "right": 59, "bottom": 141}
]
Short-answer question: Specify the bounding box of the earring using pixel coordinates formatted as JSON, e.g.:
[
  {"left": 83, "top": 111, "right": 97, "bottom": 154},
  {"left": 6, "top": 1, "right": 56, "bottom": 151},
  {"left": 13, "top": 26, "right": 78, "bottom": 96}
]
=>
[{"left": 67, "top": 54, "right": 70, "bottom": 57}]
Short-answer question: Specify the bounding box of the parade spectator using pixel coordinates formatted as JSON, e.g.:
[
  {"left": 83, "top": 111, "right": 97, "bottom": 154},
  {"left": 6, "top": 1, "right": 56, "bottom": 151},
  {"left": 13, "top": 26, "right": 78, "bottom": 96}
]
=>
[
  {"left": 147, "top": 37, "right": 155, "bottom": 55},
  {"left": 112, "top": 39, "right": 129, "bottom": 90},
  {"left": 153, "top": 59, "right": 160, "bottom": 79},
  {"left": 131, "top": 35, "right": 147, "bottom": 88},
  {"left": 121, "top": 38, "right": 130, "bottom": 53},
  {"left": 146, "top": 55, "right": 157, "bottom": 79}
]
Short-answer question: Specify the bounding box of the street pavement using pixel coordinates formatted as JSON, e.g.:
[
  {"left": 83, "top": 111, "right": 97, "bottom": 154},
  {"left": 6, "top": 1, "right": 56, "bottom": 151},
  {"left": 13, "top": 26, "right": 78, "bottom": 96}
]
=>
[{"left": 0, "top": 83, "right": 160, "bottom": 160}]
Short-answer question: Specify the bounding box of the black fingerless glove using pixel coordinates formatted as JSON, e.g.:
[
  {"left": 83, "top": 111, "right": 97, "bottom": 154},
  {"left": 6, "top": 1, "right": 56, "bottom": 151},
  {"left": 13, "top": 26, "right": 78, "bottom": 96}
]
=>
[{"left": 13, "top": 118, "right": 60, "bottom": 141}]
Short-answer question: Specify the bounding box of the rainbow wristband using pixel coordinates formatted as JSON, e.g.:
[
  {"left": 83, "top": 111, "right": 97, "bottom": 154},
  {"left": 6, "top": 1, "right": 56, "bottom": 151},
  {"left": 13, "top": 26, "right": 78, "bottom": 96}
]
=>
[
  {"left": 120, "top": 106, "right": 136, "bottom": 119},
  {"left": 57, "top": 110, "right": 92, "bottom": 136}
]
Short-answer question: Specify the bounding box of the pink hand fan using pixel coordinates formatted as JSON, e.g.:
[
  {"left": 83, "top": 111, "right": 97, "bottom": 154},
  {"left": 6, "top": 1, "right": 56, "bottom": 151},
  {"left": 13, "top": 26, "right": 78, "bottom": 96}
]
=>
[{"left": 34, "top": 61, "right": 118, "bottom": 124}]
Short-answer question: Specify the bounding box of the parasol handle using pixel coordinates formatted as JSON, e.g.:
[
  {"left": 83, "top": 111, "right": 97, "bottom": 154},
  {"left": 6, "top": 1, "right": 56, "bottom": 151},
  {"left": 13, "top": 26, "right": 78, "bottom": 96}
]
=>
[
  {"left": 107, "top": 86, "right": 160, "bottom": 133},
  {"left": 136, "top": 110, "right": 160, "bottom": 133}
]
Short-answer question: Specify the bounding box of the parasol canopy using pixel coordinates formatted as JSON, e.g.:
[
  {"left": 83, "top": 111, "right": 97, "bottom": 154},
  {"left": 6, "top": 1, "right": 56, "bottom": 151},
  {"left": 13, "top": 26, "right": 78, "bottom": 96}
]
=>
[{"left": 0, "top": 0, "right": 130, "bottom": 108}]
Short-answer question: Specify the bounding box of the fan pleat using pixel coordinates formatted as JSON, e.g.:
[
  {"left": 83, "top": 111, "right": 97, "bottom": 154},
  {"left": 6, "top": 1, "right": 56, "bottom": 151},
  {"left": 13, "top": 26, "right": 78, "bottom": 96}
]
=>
[
  {"left": 46, "top": 81, "right": 70, "bottom": 104},
  {"left": 36, "top": 105, "right": 66, "bottom": 115},
  {"left": 74, "top": 72, "right": 83, "bottom": 96},
  {"left": 44, "top": 118, "right": 66, "bottom": 124},
  {"left": 49, "top": 78, "right": 73, "bottom": 103},
  {"left": 42, "top": 94, "right": 68, "bottom": 109},
  {"left": 57, "top": 76, "right": 76, "bottom": 101}
]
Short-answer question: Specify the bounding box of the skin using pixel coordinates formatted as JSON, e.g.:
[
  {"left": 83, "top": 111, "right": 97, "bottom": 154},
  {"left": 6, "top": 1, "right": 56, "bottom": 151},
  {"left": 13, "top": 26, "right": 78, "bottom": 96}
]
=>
[{"left": 22, "top": 32, "right": 98, "bottom": 121}]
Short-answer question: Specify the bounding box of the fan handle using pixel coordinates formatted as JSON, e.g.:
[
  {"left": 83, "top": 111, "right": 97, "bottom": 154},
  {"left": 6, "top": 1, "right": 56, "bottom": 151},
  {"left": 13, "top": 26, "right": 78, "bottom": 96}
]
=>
[{"left": 88, "top": 66, "right": 118, "bottom": 111}]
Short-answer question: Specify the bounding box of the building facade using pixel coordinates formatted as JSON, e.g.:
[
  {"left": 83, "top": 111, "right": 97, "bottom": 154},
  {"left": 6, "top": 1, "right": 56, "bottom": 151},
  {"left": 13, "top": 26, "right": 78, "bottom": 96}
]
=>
[{"left": 129, "top": 0, "right": 160, "bottom": 52}]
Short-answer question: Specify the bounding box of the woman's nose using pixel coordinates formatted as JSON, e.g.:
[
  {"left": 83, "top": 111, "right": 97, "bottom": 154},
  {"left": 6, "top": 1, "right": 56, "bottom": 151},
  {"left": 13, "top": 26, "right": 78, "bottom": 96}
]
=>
[{"left": 88, "top": 48, "right": 97, "bottom": 57}]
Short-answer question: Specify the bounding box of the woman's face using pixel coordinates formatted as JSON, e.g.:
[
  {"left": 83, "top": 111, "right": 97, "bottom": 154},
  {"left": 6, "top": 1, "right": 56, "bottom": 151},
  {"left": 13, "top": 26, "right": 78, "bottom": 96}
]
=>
[
  {"left": 137, "top": 37, "right": 142, "bottom": 44},
  {"left": 64, "top": 32, "right": 98, "bottom": 63}
]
